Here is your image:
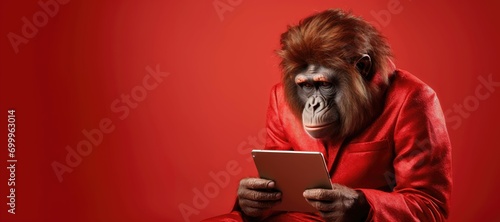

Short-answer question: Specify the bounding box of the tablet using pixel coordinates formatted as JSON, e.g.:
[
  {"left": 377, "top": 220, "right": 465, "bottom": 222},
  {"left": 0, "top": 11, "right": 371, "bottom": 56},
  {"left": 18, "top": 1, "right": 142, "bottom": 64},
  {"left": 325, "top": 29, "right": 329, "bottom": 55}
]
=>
[{"left": 251, "top": 149, "right": 332, "bottom": 212}]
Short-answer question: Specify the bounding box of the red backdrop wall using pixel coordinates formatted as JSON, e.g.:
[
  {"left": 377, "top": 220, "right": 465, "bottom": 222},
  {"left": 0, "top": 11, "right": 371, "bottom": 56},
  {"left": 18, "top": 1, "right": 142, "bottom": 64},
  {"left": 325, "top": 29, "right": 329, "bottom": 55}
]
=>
[{"left": 1, "top": 0, "right": 499, "bottom": 221}]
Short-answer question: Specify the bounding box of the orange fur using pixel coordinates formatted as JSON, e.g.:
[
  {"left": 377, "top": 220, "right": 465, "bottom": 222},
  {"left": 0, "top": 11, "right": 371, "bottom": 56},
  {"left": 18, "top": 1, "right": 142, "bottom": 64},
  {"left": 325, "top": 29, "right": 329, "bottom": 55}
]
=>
[{"left": 277, "top": 9, "right": 393, "bottom": 139}]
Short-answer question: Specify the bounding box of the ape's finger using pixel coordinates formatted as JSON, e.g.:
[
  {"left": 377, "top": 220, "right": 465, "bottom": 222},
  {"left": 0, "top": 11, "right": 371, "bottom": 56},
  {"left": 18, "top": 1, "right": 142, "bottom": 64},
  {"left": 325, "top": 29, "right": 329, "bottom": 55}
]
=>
[
  {"left": 303, "top": 188, "right": 337, "bottom": 201},
  {"left": 238, "top": 189, "right": 281, "bottom": 201},
  {"left": 239, "top": 178, "right": 275, "bottom": 190}
]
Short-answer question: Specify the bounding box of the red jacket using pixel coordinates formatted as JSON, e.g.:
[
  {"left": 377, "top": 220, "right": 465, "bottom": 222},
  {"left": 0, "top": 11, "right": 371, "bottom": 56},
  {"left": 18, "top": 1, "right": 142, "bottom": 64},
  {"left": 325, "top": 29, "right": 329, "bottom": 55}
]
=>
[
  {"left": 263, "top": 69, "right": 452, "bottom": 221},
  {"left": 204, "top": 69, "right": 452, "bottom": 221}
]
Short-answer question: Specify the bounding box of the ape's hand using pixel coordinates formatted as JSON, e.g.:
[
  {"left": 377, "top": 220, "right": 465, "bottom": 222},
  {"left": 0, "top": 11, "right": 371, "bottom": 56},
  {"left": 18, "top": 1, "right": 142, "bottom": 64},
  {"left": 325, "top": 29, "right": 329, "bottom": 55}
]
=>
[
  {"left": 303, "top": 183, "right": 369, "bottom": 222},
  {"left": 237, "top": 178, "right": 281, "bottom": 219}
]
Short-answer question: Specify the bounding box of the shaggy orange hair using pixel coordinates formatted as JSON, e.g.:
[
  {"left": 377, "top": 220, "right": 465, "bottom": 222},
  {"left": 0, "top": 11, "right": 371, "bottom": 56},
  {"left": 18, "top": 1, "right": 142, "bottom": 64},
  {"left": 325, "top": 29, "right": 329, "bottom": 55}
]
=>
[{"left": 278, "top": 9, "right": 393, "bottom": 139}]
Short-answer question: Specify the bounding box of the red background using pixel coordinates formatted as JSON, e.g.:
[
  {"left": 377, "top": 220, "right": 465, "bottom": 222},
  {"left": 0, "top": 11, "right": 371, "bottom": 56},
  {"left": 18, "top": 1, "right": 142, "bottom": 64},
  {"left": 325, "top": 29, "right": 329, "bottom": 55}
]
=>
[{"left": 1, "top": 0, "right": 499, "bottom": 221}]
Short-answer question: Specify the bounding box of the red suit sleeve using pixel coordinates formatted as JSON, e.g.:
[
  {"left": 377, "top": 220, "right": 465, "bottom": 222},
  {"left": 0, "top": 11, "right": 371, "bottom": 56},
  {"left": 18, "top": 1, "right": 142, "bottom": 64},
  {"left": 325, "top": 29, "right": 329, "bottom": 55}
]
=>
[{"left": 358, "top": 84, "right": 452, "bottom": 221}]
